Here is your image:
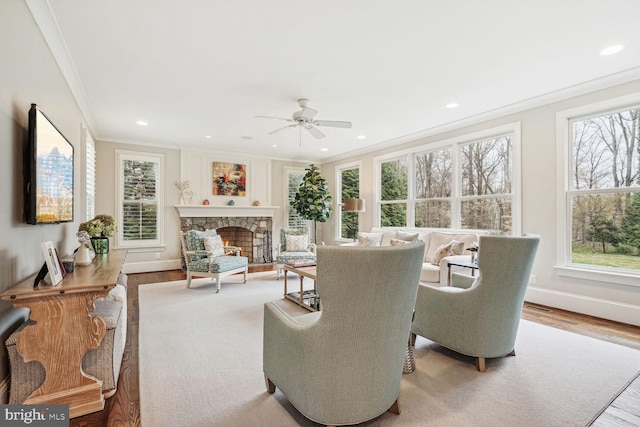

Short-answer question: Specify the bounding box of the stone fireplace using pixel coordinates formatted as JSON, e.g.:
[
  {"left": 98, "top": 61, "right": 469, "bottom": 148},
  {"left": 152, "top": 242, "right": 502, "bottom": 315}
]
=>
[{"left": 175, "top": 205, "right": 277, "bottom": 264}]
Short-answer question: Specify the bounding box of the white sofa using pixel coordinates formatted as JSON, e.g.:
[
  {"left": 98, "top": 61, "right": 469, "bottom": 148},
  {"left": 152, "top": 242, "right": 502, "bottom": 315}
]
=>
[{"left": 346, "top": 227, "right": 480, "bottom": 286}]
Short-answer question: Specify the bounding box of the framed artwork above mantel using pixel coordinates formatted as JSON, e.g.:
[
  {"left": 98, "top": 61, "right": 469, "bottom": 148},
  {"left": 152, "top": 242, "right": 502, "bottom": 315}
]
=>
[{"left": 212, "top": 162, "right": 246, "bottom": 196}]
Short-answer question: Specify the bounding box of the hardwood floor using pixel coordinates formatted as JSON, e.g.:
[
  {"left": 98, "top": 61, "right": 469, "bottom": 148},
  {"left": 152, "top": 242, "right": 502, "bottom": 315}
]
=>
[{"left": 70, "top": 269, "right": 640, "bottom": 427}]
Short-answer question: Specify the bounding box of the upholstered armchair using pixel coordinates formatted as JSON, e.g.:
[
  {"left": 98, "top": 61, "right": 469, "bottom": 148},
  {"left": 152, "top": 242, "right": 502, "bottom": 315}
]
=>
[
  {"left": 179, "top": 229, "right": 249, "bottom": 292},
  {"left": 410, "top": 234, "right": 540, "bottom": 372},
  {"left": 263, "top": 242, "right": 425, "bottom": 426},
  {"left": 275, "top": 227, "right": 317, "bottom": 279}
]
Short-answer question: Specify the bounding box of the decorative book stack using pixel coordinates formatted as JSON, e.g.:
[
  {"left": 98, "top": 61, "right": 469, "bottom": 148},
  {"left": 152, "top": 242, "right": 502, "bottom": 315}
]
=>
[{"left": 286, "top": 259, "right": 316, "bottom": 268}]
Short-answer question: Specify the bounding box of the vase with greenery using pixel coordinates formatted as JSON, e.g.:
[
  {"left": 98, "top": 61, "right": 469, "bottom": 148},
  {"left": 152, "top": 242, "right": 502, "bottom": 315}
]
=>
[
  {"left": 290, "top": 164, "right": 333, "bottom": 243},
  {"left": 79, "top": 214, "right": 117, "bottom": 254}
]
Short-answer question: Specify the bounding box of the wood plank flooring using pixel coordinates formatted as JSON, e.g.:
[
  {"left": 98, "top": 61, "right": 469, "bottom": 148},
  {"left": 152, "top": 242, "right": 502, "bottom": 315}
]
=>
[{"left": 70, "top": 268, "right": 640, "bottom": 427}]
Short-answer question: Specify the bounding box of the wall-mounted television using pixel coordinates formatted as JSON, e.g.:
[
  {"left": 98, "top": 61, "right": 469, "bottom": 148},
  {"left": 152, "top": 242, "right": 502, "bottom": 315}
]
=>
[{"left": 25, "top": 104, "right": 74, "bottom": 224}]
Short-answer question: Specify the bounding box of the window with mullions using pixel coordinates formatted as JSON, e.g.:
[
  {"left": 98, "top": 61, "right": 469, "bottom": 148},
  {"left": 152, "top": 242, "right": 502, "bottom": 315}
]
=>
[
  {"left": 116, "top": 151, "right": 164, "bottom": 248},
  {"left": 568, "top": 107, "right": 640, "bottom": 271},
  {"left": 380, "top": 158, "right": 408, "bottom": 227},
  {"left": 285, "top": 167, "right": 307, "bottom": 228},
  {"left": 376, "top": 125, "right": 518, "bottom": 233},
  {"left": 460, "top": 136, "right": 512, "bottom": 233},
  {"left": 337, "top": 164, "right": 360, "bottom": 240},
  {"left": 414, "top": 148, "right": 452, "bottom": 228}
]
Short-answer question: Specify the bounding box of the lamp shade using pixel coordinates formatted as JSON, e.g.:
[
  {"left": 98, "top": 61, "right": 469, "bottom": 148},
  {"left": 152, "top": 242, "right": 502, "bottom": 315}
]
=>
[{"left": 343, "top": 198, "right": 365, "bottom": 212}]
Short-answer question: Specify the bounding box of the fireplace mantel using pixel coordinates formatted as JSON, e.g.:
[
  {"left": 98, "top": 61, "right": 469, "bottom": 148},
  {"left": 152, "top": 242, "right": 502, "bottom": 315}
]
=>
[{"left": 174, "top": 205, "right": 279, "bottom": 218}]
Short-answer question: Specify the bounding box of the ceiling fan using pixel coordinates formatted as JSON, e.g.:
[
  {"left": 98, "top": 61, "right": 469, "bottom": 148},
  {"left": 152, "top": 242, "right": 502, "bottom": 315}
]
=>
[{"left": 256, "top": 99, "right": 352, "bottom": 141}]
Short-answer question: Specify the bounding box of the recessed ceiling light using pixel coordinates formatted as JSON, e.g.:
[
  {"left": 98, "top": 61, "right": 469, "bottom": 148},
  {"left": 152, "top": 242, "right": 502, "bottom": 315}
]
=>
[
  {"left": 272, "top": 144, "right": 278, "bottom": 148},
  {"left": 205, "top": 135, "right": 211, "bottom": 139},
  {"left": 446, "top": 102, "right": 459, "bottom": 109},
  {"left": 357, "top": 135, "right": 366, "bottom": 140},
  {"left": 600, "top": 44, "right": 624, "bottom": 56},
  {"left": 321, "top": 148, "right": 328, "bottom": 152},
  {"left": 136, "top": 120, "right": 148, "bottom": 126},
  {"left": 240, "top": 135, "right": 253, "bottom": 140}
]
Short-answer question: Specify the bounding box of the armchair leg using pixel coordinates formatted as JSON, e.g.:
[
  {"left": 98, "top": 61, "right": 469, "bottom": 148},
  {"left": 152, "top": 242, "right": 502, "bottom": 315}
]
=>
[
  {"left": 410, "top": 333, "right": 416, "bottom": 347},
  {"left": 216, "top": 278, "right": 221, "bottom": 293},
  {"left": 186, "top": 274, "right": 192, "bottom": 288},
  {"left": 387, "top": 398, "right": 400, "bottom": 415},
  {"left": 475, "top": 357, "right": 486, "bottom": 372},
  {"left": 264, "top": 374, "right": 276, "bottom": 394},
  {"left": 243, "top": 268, "right": 247, "bottom": 284},
  {"left": 508, "top": 349, "right": 516, "bottom": 357}
]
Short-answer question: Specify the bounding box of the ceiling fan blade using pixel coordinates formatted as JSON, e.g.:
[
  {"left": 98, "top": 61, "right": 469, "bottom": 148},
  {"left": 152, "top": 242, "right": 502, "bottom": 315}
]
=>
[
  {"left": 305, "top": 125, "right": 325, "bottom": 139},
  {"left": 299, "top": 107, "right": 318, "bottom": 120},
  {"left": 255, "top": 115, "right": 294, "bottom": 122},
  {"left": 313, "top": 120, "right": 352, "bottom": 128},
  {"left": 269, "top": 124, "right": 297, "bottom": 135}
]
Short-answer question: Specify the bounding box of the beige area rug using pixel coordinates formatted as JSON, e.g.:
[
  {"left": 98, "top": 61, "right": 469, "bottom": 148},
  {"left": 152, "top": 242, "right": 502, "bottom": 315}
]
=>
[{"left": 138, "top": 272, "right": 640, "bottom": 426}]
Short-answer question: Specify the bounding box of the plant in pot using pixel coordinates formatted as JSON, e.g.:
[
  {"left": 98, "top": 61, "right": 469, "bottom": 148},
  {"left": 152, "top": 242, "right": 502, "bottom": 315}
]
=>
[
  {"left": 78, "top": 214, "right": 117, "bottom": 254},
  {"left": 290, "top": 164, "right": 333, "bottom": 243}
]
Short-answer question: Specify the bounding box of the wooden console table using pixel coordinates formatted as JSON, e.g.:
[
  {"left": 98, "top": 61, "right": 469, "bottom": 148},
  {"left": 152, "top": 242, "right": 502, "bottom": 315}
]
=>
[{"left": 0, "top": 250, "right": 127, "bottom": 418}]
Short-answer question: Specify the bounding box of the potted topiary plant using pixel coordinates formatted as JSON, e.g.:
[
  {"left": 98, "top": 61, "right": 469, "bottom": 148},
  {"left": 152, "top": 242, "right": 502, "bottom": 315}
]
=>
[
  {"left": 78, "top": 214, "right": 117, "bottom": 254},
  {"left": 290, "top": 164, "right": 333, "bottom": 243}
]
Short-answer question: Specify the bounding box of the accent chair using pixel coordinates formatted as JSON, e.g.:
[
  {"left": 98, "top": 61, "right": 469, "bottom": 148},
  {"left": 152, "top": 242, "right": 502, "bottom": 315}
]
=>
[
  {"left": 179, "top": 229, "right": 248, "bottom": 292},
  {"left": 410, "top": 234, "right": 540, "bottom": 371},
  {"left": 275, "top": 227, "right": 317, "bottom": 279},
  {"left": 263, "top": 241, "right": 425, "bottom": 426}
]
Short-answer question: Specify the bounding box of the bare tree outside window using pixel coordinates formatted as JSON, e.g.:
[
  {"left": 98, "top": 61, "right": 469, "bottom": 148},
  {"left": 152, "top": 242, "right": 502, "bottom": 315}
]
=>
[
  {"left": 570, "top": 107, "right": 640, "bottom": 270},
  {"left": 460, "top": 136, "right": 512, "bottom": 233},
  {"left": 415, "top": 149, "right": 452, "bottom": 228}
]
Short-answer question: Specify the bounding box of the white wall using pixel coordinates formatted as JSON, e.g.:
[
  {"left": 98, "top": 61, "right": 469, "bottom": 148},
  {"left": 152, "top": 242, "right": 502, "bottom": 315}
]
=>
[{"left": 320, "top": 80, "right": 640, "bottom": 326}]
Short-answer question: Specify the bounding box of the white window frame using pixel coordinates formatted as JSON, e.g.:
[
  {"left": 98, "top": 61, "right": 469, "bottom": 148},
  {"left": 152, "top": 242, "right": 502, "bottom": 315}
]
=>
[
  {"left": 115, "top": 150, "right": 164, "bottom": 249},
  {"left": 555, "top": 93, "right": 640, "bottom": 286},
  {"left": 374, "top": 123, "right": 521, "bottom": 234},
  {"left": 335, "top": 160, "right": 362, "bottom": 241},
  {"left": 81, "top": 125, "right": 95, "bottom": 221},
  {"left": 283, "top": 166, "right": 309, "bottom": 229}
]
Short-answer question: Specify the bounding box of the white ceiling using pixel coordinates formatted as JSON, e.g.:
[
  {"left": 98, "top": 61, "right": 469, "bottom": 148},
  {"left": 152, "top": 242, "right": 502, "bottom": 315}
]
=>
[{"left": 29, "top": 0, "right": 640, "bottom": 163}]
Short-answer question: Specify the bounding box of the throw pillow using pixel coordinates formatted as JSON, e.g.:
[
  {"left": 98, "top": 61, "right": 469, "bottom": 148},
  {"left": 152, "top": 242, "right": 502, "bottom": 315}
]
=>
[
  {"left": 204, "top": 235, "right": 225, "bottom": 257},
  {"left": 431, "top": 242, "right": 454, "bottom": 265},
  {"left": 396, "top": 230, "right": 419, "bottom": 242},
  {"left": 357, "top": 232, "right": 384, "bottom": 246},
  {"left": 390, "top": 238, "right": 410, "bottom": 246},
  {"left": 450, "top": 240, "right": 465, "bottom": 255},
  {"left": 286, "top": 234, "right": 309, "bottom": 252}
]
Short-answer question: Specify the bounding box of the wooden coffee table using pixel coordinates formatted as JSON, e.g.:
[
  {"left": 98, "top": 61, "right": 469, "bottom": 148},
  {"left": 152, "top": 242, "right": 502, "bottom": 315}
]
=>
[{"left": 283, "top": 265, "right": 320, "bottom": 311}]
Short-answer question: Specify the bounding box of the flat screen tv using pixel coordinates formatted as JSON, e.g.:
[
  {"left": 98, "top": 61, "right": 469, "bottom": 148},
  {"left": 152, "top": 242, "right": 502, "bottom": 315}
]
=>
[{"left": 25, "top": 104, "right": 74, "bottom": 224}]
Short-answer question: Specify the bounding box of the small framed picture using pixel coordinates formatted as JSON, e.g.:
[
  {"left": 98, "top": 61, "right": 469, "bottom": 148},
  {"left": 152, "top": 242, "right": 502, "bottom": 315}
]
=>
[{"left": 41, "top": 241, "right": 64, "bottom": 285}]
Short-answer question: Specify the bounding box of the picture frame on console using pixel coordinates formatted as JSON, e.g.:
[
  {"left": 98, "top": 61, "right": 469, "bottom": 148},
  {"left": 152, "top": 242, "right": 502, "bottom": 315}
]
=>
[{"left": 39, "top": 240, "right": 64, "bottom": 286}]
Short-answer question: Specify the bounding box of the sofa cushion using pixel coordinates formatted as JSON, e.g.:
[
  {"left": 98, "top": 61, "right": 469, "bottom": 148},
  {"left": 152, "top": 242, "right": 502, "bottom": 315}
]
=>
[
  {"left": 425, "top": 232, "right": 478, "bottom": 261},
  {"left": 431, "top": 242, "right": 454, "bottom": 265},
  {"left": 450, "top": 240, "right": 465, "bottom": 255},
  {"left": 396, "top": 230, "right": 419, "bottom": 242},
  {"left": 204, "top": 235, "right": 225, "bottom": 257},
  {"left": 420, "top": 263, "right": 440, "bottom": 283},
  {"left": 370, "top": 227, "right": 396, "bottom": 246},
  {"left": 390, "top": 238, "right": 410, "bottom": 246},
  {"left": 357, "top": 232, "right": 384, "bottom": 246}
]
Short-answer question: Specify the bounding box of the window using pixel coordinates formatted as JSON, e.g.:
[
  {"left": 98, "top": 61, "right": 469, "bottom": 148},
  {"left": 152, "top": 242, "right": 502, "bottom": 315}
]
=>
[
  {"left": 376, "top": 123, "right": 520, "bottom": 234},
  {"left": 380, "top": 157, "right": 408, "bottom": 227},
  {"left": 566, "top": 106, "right": 640, "bottom": 273},
  {"left": 116, "top": 151, "right": 164, "bottom": 248},
  {"left": 82, "top": 126, "right": 95, "bottom": 221},
  {"left": 284, "top": 167, "right": 307, "bottom": 228},
  {"left": 336, "top": 162, "right": 361, "bottom": 240}
]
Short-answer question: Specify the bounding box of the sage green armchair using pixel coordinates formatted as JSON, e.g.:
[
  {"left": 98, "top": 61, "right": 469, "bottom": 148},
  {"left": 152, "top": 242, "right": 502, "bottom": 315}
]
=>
[
  {"left": 263, "top": 242, "right": 425, "bottom": 426},
  {"left": 411, "top": 234, "right": 540, "bottom": 372}
]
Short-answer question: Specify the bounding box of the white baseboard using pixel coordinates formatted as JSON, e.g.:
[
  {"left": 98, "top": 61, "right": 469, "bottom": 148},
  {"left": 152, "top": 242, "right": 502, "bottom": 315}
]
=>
[
  {"left": 122, "top": 259, "right": 182, "bottom": 274},
  {"left": 525, "top": 286, "right": 640, "bottom": 327},
  {"left": 0, "top": 375, "right": 9, "bottom": 404}
]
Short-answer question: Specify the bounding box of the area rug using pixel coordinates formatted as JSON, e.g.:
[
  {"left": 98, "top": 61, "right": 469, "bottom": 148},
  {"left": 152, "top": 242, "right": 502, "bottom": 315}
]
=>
[{"left": 138, "top": 272, "right": 640, "bottom": 426}]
